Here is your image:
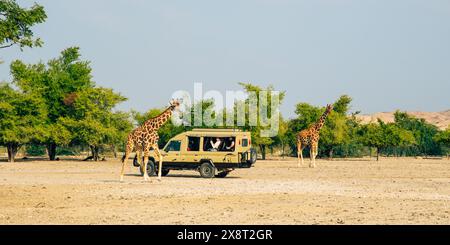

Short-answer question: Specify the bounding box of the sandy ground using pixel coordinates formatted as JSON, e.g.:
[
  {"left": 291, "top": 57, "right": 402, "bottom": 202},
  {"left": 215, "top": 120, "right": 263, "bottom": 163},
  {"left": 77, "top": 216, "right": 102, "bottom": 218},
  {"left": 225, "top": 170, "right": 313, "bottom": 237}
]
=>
[{"left": 0, "top": 157, "right": 449, "bottom": 224}]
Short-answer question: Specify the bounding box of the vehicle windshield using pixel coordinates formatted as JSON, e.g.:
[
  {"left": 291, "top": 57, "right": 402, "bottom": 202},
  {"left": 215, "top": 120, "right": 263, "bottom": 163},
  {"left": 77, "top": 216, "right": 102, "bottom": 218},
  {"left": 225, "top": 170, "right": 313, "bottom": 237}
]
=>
[{"left": 164, "top": 140, "right": 181, "bottom": 152}]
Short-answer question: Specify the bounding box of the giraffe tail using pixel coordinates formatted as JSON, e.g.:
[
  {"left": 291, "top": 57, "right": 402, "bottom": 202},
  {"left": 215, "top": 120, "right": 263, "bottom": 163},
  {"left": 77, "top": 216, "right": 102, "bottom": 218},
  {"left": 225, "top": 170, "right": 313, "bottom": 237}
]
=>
[{"left": 121, "top": 154, "right": 126, "bottom": 163}]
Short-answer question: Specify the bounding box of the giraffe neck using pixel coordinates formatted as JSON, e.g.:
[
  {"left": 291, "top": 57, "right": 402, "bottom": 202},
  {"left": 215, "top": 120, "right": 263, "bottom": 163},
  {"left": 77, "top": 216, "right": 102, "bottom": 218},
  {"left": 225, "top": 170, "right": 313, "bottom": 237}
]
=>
[
  {"left": 314, "top": 109, "right": 331, "bottom": 131},
  {"left": 143, "top": 106, "right": 174, "bottom": 130}
]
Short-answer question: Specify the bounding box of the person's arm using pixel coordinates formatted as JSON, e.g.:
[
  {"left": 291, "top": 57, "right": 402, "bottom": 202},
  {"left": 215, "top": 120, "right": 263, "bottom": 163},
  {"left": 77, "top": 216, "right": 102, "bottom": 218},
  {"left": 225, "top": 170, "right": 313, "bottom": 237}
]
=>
[{"left": 226, "top": 141, "right": 235, "bottom": 150}]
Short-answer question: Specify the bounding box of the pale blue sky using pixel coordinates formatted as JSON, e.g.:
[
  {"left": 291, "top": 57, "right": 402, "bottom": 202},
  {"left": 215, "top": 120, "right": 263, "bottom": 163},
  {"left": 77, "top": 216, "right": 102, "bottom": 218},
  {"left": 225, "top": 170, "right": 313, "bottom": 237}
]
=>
[{"left": 1, "top": 0, "right": 449, "bottom": 118}]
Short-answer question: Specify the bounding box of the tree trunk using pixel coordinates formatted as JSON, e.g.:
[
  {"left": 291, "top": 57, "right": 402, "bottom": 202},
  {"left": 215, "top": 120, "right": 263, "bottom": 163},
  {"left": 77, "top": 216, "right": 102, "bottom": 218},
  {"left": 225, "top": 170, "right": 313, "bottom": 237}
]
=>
[
  {"left": 7, "top": 143, "right": 19, "bottom": 163},
  {"left": 90, "top": 145, "right": 100, "bottom": 161},
  {"left": 376, "top": 147, "right": 380, "bottom": 161},
  {"left": 46, "top": 143, "right": 57, "bottom": 161},
  {"left": 259, "top": 145, "right": 266, "bottom": 160},
  {"left": 281, "top": 141, "right": 285, "bottom": 159},
  {"left": 111, "top": 144, "right": 117, "bottom": 158},
  {"left": 329, "top": 148, "right": 334, "bottom": 160}
]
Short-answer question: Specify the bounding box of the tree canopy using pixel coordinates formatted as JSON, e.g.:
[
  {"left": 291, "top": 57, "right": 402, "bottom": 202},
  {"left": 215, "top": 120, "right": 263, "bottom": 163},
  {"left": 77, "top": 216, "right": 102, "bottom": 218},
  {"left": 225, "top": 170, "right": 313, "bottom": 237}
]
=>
[
  {"left": 9, "top": 47, "right": 129, "bottom": 161},
  {"left": 238, "top": 82, "right": 285, "bottom": 160},
  {"left": 0, "top": 0, "right": 47, "bottom": 50},
  {"left": 0, "top": 82, "right": 46, "bottom": 162}
]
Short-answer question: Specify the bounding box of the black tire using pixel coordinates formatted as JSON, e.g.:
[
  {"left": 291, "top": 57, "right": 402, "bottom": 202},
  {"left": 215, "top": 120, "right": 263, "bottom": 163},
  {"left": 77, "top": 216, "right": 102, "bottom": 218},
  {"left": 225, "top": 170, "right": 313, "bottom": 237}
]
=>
[
  {"left": 216, "top": 171, "right": 229, "bottom": 178},
  {"left": 249, "top": 148, "right": 257, "bottom": 164},
  {"left": 133, "top": 155, "right": 140, "bottom": 167},
  {"left": 156, "top": 168, "right": 170, "bottom": 177},
  {"left": 139, "top": 159, "right": 156, "bottom": 176},
  {"left": 199, "top": 162, "right": 216, "bottom": 178}
]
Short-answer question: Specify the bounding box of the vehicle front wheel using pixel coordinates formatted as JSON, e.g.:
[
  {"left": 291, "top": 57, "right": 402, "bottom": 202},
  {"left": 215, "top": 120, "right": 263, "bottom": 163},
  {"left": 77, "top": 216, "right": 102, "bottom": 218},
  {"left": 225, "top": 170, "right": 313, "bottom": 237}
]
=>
[
  {"left": 216, "top": 171, "right": 229, "bottom": 178},
  {"left": 199, "top": 162, "right": 216, "bottom": 178},
  {"left": 139, "top": 160, "right": 156, "bottom": 177}
]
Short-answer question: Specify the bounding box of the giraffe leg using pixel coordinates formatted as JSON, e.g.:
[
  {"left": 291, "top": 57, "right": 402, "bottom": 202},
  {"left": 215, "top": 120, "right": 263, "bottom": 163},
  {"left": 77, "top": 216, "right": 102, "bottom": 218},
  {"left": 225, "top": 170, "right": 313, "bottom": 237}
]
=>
[
  {"left": 136, "top": 145, "right": 142, "bottom": 172},
  {"left": 312, "top": 143, "right": 318, "bottom": 168},
  {"left": 142, "top": 144, "right": 151, "bottom": 181},
  {"left": 120, "top": 141, "right": 134, "bottom": 182},
  {"left": 309, "top": 146, "right": 314, "bottom": 168},
  {"left": 297, "top": 142, "right": 304, "bottom": 167},
  {"left": 153, "top": 144, "right": 163, "bottom": 181}
]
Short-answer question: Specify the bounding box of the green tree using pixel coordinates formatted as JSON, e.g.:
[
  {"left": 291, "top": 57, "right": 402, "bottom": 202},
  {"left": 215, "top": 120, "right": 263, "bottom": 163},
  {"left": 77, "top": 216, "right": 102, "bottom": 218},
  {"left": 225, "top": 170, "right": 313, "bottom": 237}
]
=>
[
  {"left": 62, "top": 87, "right": 130, "bottom": 161},
  {"left": 320, "top": 112, "right": 348, "bottom": 158},
  {"left": 320, "top": 95, "right": 353, "bottom": 158},
  {"left": 394, "top": 111, "right": 441, "bottom": 156},
  {"left": 238, "top": 82, "right": 285, "bottom": 160},
  {"left": 0, "top": 82, "right": 46, "bottom": 162},
  {"left": 434, "top": 128, "right": 450, "bottom": 157},
  {"left": 10, "top": 47, "right": 93, "bottom": 160},
  {"left": 358, "top": 121, "right": 384, "bottom": 161},
  {"left": 359, "top": 120, "right": 415, "bottom": 161},
  {"left": 109, "top": 111, "right": 133, "bottom": 158},
  {"left": 0, "top": 0, "right": 47, "bottom": 50},
  {"left": 272, "top": 115, "right": 289, "bottom": 158}
]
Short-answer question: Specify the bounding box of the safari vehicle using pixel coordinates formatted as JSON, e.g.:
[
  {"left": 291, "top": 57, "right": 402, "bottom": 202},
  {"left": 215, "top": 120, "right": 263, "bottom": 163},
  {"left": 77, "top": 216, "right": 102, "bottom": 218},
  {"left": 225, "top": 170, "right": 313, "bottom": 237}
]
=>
[{"left": 133, "top": 128, "right": 257, "bottom": 178}]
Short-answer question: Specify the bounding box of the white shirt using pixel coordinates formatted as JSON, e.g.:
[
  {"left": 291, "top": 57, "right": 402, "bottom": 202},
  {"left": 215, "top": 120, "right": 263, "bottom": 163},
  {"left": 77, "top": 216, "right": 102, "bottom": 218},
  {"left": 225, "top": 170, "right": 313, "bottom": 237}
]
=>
[{"left": 210, "top": 139, "right": 221, "bottom": 149}]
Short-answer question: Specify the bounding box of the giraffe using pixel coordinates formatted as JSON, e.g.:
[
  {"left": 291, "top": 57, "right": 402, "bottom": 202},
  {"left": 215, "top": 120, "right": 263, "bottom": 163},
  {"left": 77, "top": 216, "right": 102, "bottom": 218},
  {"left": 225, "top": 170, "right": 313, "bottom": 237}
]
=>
[
  {"left": 120, "top": 99, "right": 181, "bottom": 182},
  {"left": 296, "top": 104, "right": 333, "bottom": 168}
]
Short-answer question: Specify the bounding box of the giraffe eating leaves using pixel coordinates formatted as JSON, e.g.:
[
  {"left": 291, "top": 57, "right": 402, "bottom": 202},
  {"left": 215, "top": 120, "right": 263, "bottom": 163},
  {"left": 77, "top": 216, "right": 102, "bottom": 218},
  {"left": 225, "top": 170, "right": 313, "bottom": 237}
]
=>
[
  {"left": 120, "top": 99, "right": 181, "bottom": 182},
  {"left": 296, "top": 104, "right": 333, "bottom": 168}
]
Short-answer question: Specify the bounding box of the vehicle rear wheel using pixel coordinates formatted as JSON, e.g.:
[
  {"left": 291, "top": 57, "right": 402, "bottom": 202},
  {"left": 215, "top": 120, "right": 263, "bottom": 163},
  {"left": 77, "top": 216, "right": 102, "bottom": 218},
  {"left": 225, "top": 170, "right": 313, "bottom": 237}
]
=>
[
  {"left": 249, "top": 148, "right": 257, "bottom": 164},
  {"left": 133, "top": 155, "right": 140, "bottom": 167},
  {"left": 139, "top": 159, "right": 156, "bottom": 177},
  {"left": 216, "top": 171, "right": 229, "bottom": 178},
  {"left": 199, "top": 162, "right": 215, "bottom": 178}
]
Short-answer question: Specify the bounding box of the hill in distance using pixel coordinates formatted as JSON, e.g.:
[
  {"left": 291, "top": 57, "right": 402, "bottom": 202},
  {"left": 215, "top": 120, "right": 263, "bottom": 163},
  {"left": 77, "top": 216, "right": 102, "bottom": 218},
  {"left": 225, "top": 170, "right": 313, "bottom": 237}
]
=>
[{"left": 355, "top": 110, "right": 450, "bottom": 130}]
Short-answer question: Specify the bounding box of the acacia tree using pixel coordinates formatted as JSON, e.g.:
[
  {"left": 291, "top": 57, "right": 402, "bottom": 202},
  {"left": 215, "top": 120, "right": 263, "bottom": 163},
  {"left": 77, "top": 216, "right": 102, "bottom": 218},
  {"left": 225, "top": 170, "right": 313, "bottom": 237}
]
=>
[
  {"left": 238, "top": 82, "right": 285, "bottom": 160},
  {"left": 394, "top": 111, "right": 441, "bottom": 156},
  {"left": 359, "top": 120, "right": 415, "bottom": 161},
  {"left": 319, "top": 95, "right": 353, "bottom": 159},
  {"left": 0, "top": 82, "right": 46, "bottom": 162},
  {"left": 272, "top": 116, "right": 289, "bottom": 158},
  {"left": 434, "top": 128, "right": 450, "bottom": 158},
  {"left": 62, "top": 87, "right": 131, "bottom": 161},
  {"left": 358, "top": 121, "right": 385, "bottom": 161},
  {"left": 10, "top": 47, "right": 93, "bottom": 160},
  {"left": 0, "top": 0, "right": 47, "bottom": 50},
  {"left": 109, "top": 111, "right": 133, "bottom": 158}
]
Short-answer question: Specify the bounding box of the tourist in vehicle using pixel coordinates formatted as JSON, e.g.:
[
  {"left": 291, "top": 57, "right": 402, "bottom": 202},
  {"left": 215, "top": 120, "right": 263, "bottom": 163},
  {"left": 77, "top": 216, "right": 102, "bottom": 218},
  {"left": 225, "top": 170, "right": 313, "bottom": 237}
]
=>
[
  {"left": 209, "top": 137, "right": 222, "bottom": 151},
  {"left": 225, "top": 137, "right": 235, "bottom": 151}
]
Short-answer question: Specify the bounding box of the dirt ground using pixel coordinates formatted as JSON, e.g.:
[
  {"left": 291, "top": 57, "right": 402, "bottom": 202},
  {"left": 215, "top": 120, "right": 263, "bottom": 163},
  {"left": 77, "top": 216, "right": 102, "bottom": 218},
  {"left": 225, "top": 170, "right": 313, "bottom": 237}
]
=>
[{"left": 0, "top": 157, "right": 449, "bottom": 224}]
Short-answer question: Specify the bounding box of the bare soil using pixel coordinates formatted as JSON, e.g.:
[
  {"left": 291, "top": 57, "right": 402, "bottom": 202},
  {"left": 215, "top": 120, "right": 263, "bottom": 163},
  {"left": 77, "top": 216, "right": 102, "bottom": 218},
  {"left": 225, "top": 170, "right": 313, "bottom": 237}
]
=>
[{"left": 0, "top": 157, "right": 449, "bottom": 224}]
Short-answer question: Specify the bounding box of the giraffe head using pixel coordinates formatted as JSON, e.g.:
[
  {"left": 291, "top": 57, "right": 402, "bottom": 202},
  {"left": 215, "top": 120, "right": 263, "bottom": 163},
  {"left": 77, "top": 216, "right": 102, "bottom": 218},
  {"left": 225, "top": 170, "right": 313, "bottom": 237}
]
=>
[
  {"left": 169, "top": 98, "right": 182, "bottom": 112},
  {"left": 325, "top": 104, "right": 333, "bottom": 114}
]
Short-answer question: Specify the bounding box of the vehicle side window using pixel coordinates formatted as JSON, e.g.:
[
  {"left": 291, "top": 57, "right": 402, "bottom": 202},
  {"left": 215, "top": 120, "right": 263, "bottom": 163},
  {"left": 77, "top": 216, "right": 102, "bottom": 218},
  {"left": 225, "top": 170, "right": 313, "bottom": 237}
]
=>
[
  {"left": 187, "top": 137, "right": 200, "bottom": 151},
  {"left": 165, "top": 140, "right": 181, "bottom": 152},
  {"left": 203, "top": 137, "right": 235, "bottom": 152},
  {"left": 242, "top": 139, "right": 248, "bottom": 147}
]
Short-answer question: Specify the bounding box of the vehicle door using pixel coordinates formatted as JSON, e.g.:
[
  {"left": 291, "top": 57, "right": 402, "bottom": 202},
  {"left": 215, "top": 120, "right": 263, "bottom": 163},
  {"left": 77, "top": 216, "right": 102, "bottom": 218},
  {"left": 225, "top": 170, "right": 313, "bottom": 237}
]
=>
[
  {"left": 162, "top": 140, "right": 181, "bottom": 162},
  {"left": 181, "top": 136, "right": 202, "bottom": 165}
]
